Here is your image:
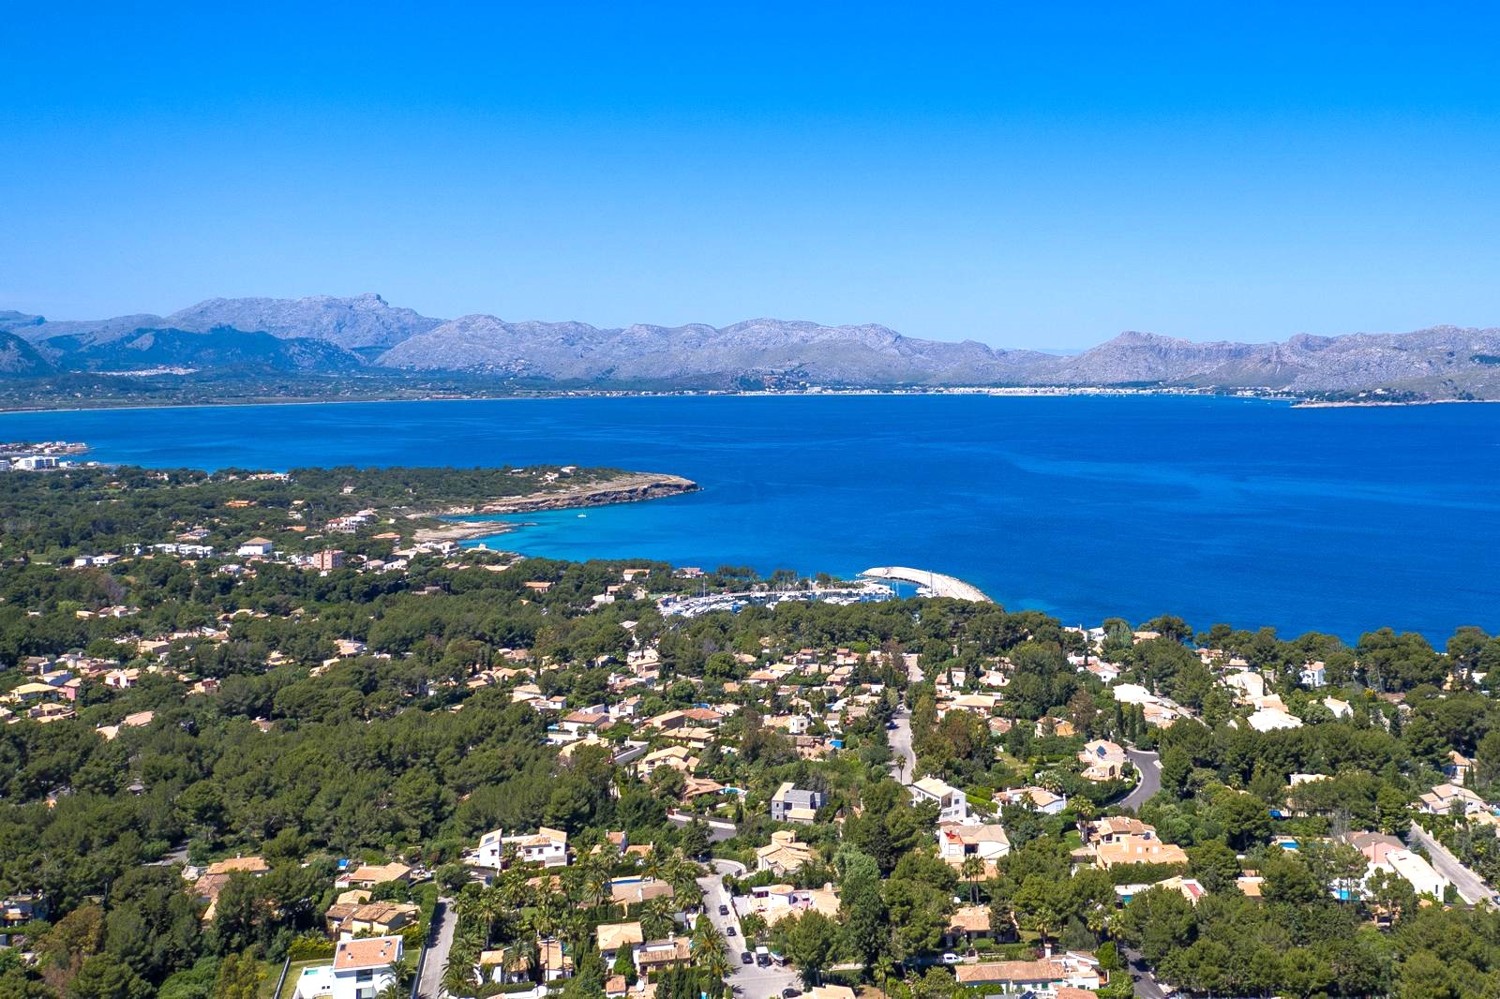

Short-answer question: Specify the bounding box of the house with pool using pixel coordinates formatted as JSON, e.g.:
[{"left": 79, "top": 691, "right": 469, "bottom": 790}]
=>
[{"left": 293, "top": 935, "right": 403, "bottom": 999}]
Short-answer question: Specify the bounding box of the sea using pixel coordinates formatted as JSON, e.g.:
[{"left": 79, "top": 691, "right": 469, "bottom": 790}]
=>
[{"left": 2, "top": 394, "right": 1497, "bottom": 643}]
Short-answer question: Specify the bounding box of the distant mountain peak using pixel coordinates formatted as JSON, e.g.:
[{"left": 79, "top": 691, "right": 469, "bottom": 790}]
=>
[{"left": 3, "top": 296, "right": 1500, "bottom": 400}]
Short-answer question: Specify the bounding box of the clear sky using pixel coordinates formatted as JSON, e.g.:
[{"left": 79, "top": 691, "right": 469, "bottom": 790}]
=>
[{"left": 4, "top": 2, "right": 1499, "bottom": 349}]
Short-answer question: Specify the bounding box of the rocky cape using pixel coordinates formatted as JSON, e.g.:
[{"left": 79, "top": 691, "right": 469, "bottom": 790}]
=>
[
  {"left": 408, "top": 471, "right": 699, "bottom": 544},
  {"left": 4, "top": 294, "right": 1500, "bottom": 401}
]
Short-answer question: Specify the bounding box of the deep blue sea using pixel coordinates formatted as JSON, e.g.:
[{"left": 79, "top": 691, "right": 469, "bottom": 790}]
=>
[{"left": 2, "top": 395, "right": 1497, "bottom": 642}]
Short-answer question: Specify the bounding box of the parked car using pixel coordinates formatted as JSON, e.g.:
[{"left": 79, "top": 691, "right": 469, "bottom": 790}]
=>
[
  {"left": 782, "top": 990, "right": 802, "bottom": 999},
  {"left": 726, "top": 926, "right": 736, "bottom": 936},
  {"left": 741, "top": 953, "right": 754, "bottom": 965},
  {"left": 941, "top": 952, "right": 960, "bottom": 965},
  {"left": 719, "top": 904, "right": 730, "bottom": 915}
]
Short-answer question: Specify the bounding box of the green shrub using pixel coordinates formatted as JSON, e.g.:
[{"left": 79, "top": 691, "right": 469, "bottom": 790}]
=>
[{"left": 286, "top": 935, "right": 336, "bottom": 961}]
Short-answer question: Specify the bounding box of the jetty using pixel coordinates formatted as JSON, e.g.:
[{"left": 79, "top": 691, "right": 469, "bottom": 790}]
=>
[{"left": 859, "top": 566, "right": 993, "bottom": 603}]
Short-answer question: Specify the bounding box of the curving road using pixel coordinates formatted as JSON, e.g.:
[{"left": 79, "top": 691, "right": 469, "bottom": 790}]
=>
[
  {"left": 698, "top": 863, "right": 800, "bottom": 999},
  {"left": 1120, "top": 749, "right": 1161, "bottom": 812}
]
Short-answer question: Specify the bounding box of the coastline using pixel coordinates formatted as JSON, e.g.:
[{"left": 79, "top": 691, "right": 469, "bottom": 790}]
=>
[
  {"left": 408, "top": 472, "right": 698, "bottom": 545},
  {"left": 7, "top": 384, "right": 1499, "bottom": 416},
  {"left": 1290, "top": 397, "right": 1500, "bottom": 409}
]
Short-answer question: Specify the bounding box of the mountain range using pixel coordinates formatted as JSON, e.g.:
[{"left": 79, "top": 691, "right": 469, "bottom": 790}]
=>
[{"left": 3, "top": 294, "right": 1499, "bottom": 400}]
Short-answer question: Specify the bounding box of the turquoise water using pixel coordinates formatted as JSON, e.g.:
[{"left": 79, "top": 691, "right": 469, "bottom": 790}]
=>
[{"left": 2, "top": 394, "right": 1497, "bottom": 640}]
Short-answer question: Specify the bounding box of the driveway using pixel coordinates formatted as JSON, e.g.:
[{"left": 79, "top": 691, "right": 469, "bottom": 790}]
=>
[
  {"left": 697, "top": 872, "right": 801, "bottom": 999},
  {"left": 1120, "top": 749, "right": 1161, "bottom": 811},
  {"left": 1408, "top": 822, "right": 1497, "bottom": 905},
  {"left": 417, "top": 897, "right": 455, "bottom": 999}
]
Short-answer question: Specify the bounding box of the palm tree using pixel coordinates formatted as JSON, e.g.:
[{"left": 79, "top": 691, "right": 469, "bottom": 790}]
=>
[
  {"left": 1085, "top": 902, "right": 1110, "bottom": 941},
  {"left": 471, "top": 886, "right": 505, "bottom": 945},
  {"left": 665, "top": 850, "right": 702, "bottom": 907},
  {"left": 691, "top": 914, "right": 720, "bottom": 955},
  {"left": 869, "top": 952, "right": 894, "bottom": 992},
  {"left": 644, "top": 846, "right": 665, "bottom": 881},
  {"left": 960, "top": 854, "right": 986, "bottom": 905},
  {"left": 641, "top": 893, "right": 677, "bottom": 940},
  {"left": 441, "top": 955, "right": 477, "bottom": 998},
  {"left": 560, "top": 862, "right": 588, "bottom": 908},
  {"left": 557, "top": 909, "right": 588, "bottom": 966},
  {"left": 390, "top": 955, "right": 416, "bottom": 991},
  {"left": 453, "top": 881, "right": 485, "bottom": 926},
  {"left": 695, "top": 922, "right": 732, "bottom": 986},
  {"left": 582, "top": 850, "right": 613, "bottom": 911},
  {"left": 530, "top": 895, "right": 561, "bottom": 981}
]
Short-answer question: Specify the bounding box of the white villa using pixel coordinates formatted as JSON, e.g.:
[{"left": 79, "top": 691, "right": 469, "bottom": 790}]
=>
[
  {"left": 293, "top": 935, "right": 402, "bottom": 999},
  {"left": 474, "top": 827, "right": 569, "bottom": 869},
  {"left": 908, "top": 776, "right": 969, "bottom": 823}
]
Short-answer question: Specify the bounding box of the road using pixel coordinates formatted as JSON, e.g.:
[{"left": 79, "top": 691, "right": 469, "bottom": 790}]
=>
[
  {"left": 1408, "top": 822, "right": 1497, "bottom": 905},
  {"left": 697, "top": 867, "right": 800, "bottom": 999},
  {"left": 667, "top": 810, "right": 738, "bottom": 843},
  {"left": 1120, "top": 749, "right": 1161, "bottom": 812},
  {"left": 416, "top": 897, "right": 455, "bottom": 999},
  {"left": 146, "top": 842, "right": 189, "bottom": 867},
  {"left": 1120, "top": 946, "right": 1169, "bottom": 999},
  {"left": 888, "top": 710, "right": 917, "bottom": 783}
]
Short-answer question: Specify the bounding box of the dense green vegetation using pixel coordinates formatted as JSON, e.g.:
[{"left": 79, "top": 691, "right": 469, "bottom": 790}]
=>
[{"left": 1, "top": 466, "right": 1500, "bottom": 998}]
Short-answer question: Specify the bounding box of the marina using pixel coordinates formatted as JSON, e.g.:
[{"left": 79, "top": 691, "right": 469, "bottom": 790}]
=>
[{"left": 658, "top": 580, "right": 895, "bottom": 618}]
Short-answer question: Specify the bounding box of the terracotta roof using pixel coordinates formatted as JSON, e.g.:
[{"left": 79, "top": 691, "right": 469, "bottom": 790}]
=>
[
  {"left": 635, "top": 938, "right": 692, "bottom": 966},
  {"left": 334, "top": 935, "right": 402, "bottom": 971},
  {"left": 610, "top": 879, "right": 674, "bottom": 905},
  {"left": 1096, "top": 837, "right": 1189, "bottom": 868},
  {"left": 349, "top": 901, "right": 418, "bottom": 925},
  {"left": 205, "top": 856, "right": 269, "bottom": 876},
  {"left": 345, "top": 862, "right": 412, "bottom": 884},
  {"left": 948, "top": 904, "right": 992, "bottom": 933},
  {"left": 955, "top": 960, "right": 1067, "bottom": 985},
  {"left": 596, "top": 921, "right": 644, "bottom": 951}
]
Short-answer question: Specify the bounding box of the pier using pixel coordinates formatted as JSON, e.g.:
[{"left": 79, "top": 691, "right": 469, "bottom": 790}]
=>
[{"left": 859, "top": 566, "right": 993, "bottom": 603}]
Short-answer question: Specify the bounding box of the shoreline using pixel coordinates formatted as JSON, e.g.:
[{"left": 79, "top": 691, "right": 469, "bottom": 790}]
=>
[
  {"left": 3, "top": 385, "right": 1496, "bottom": 416},
  {"left": 0, "top": 386, "right": 1398, "bottom": 416},
  {"left": 412, "top": 518, "right": 526, "bottom": 545},
  {"left": 408, "top": 472, "right": 698, "bottom": 545}
]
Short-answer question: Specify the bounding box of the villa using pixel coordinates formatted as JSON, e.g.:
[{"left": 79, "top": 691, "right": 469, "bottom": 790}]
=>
[
  {"left": 474, "top": 827, "right": 570, "bottom": 869},
  {"left": 770, "top": 781, "right": 826, "bottom": 823},
  {"left": 757, "top": 830, "right": 817, "bottom": 876},
  {"left": 908, "top": 776, "right": 969, "bottom": 823},
  {"left": 292, "top": 935, "right": 402, "bottom": 999},
  {"left": 938, "top": 823, "right": 1012, "bottom": 868}
]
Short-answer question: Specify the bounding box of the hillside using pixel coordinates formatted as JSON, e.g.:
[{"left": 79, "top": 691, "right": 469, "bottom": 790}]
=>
[
  {"left": 4, "top": 294, "right": 1500, "bottom": 401},
  {"left": 375, "top": 313, "right": 1056, "bottom": 386}
]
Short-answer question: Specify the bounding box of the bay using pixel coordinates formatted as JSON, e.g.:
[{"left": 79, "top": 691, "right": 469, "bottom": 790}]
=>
[{"left": 2, "top": 394, "right": 1497, "bottom": 641}]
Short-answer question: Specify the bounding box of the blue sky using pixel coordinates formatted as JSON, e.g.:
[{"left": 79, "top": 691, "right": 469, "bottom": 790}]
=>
[{"left": 4, "top": 2, "right": 1499, "bottom": 349}]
